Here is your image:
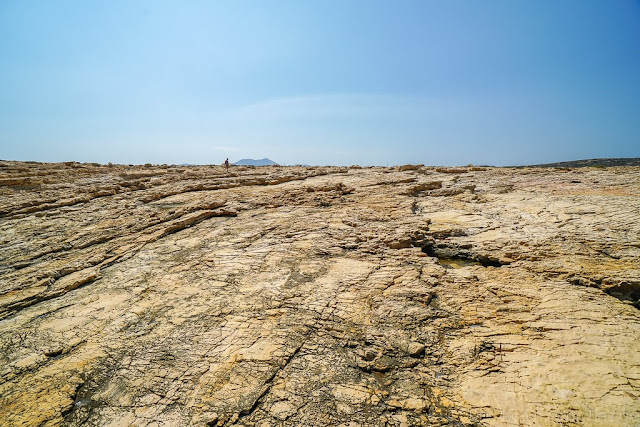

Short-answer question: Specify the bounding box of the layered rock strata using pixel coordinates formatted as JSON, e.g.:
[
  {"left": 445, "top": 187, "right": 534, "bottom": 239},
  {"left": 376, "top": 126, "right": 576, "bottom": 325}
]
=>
[{"left": 0, "top": 161, "right": 639, "bottom": 426}]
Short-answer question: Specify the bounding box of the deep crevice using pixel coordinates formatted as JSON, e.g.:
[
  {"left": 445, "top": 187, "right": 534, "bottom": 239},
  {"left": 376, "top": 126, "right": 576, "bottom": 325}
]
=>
[
  {"left": 569, "top": 276, "right": 640, "bottom": 310},
  {"left": 421, "top": 242, "right": 507, "bottom": 268}
]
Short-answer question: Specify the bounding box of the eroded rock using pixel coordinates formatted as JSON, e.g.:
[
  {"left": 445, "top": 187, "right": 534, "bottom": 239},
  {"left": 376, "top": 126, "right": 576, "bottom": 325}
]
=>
[{"left": 0, "top": 161, "right": 639, "bottom": 426}]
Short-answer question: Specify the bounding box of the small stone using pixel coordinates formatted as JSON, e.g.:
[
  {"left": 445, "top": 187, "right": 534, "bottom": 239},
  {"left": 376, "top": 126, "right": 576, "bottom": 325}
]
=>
[
  {"left": 406, "top": 342, "right": 425, "bottom": 357},
  {"left": 363, "top": 349, "right": 377, "bottom": 361}
]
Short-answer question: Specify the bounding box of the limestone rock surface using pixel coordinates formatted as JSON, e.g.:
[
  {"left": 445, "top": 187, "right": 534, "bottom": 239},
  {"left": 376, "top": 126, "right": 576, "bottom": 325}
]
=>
[{"left": 1, "top": 161, "right": 639, "bottom": 426}]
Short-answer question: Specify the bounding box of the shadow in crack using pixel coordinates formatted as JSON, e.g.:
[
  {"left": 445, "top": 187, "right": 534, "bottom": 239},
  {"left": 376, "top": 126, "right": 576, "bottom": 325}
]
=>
[{"left": 421, "top": 242, "right": 507, "bottom": 268}]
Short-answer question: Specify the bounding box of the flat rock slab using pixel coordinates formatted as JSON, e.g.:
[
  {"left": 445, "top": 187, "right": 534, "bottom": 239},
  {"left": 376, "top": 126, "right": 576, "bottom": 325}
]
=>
[{"left": 0, "top": 161, "right": 639, "bottom": 426}]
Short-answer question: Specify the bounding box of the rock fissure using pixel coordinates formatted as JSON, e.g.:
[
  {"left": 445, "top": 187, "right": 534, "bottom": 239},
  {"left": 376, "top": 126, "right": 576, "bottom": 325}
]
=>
[{"left": 421, "top": 241, "right": 508, "bottom": 268}]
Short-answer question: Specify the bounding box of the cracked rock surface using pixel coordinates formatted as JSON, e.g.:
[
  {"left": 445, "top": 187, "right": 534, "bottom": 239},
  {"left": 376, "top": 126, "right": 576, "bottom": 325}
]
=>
[{"left": 1, "top": 161, "right": 639, "bottom": 426}]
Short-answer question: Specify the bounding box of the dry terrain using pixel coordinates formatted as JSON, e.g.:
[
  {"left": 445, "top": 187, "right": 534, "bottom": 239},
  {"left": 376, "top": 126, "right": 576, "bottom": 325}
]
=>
[{"left": 1, "top": 161, "right": 639, "bottom": 426}]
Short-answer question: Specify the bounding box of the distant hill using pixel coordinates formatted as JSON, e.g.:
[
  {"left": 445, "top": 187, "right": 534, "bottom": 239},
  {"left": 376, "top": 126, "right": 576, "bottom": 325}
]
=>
[
  {"left": 233, "top": 158, "right": 279, "bottom": 166},
  {"left": 523, "top": 158, "right": 640, "bottom": 168}
]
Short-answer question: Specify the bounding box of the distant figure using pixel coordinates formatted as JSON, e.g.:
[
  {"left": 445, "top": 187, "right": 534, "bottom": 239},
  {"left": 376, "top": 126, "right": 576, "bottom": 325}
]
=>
[{"left": 224, "top": 158, "right": 229, "bottom": 172}]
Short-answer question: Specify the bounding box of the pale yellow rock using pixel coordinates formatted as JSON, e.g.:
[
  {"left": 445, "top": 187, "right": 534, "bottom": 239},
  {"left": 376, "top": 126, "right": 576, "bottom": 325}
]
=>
[
  {"left": 13, "top": 353, "right": 46, "bottom": 370},
  {"left": 440, "top": 397, "right": 454, "bottom": 408},
  {"left": 331, "top": 385, "right": 372, "bottom": 404},
  {"left": 269, "top": 401, "right": 295, "bottom": 420},
  {"left": 0, "top": 161, "right": 638, "bottom": 426}
]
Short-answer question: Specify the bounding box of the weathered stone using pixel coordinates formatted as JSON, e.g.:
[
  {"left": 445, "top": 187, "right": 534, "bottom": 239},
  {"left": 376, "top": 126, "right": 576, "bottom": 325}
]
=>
[
  {"left": 0, "top": 160, "right": 639, "bottom": 426},
  {"left": 397, "top": 164, "right": 423, "bottom": 172},
  {"left": 406, "top": 341, "right": 425, "bottom": 357}
]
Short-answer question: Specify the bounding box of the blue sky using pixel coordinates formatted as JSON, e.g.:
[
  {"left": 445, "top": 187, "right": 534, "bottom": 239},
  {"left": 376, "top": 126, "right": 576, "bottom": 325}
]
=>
[{"left": 1, "top": 1, "right": 639, "bottom": 166}]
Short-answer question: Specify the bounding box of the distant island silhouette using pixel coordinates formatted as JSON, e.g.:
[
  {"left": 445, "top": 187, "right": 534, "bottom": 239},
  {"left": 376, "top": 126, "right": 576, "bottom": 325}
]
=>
[
  {"left": 522, "top": 158, "right": 640, "bottom": 168},
  {"left": 233, "top": 158, "right": 279, "bottom": 166}
]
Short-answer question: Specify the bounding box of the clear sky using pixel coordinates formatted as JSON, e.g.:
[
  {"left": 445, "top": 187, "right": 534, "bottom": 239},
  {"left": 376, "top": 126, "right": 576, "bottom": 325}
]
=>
[{"left": 1, "top": 1, "right": 639, "bottom": 166}]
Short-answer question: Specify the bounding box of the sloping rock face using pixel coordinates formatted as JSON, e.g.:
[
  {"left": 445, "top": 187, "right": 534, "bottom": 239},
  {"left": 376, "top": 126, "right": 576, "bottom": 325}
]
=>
[{"left": 0, "top": 161, "right": 639, "bottom": 426}]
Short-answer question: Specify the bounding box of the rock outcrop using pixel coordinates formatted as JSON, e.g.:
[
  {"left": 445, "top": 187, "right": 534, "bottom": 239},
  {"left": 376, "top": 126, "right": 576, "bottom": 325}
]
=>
[{"left": 0, "top": 161, "right": 638, "bottom": 426}]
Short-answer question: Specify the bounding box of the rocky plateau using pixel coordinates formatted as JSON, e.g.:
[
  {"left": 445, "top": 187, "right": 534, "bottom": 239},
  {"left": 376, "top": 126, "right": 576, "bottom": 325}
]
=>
[{"left": 0, "top": 160, "right": 639, "bottom": 426}]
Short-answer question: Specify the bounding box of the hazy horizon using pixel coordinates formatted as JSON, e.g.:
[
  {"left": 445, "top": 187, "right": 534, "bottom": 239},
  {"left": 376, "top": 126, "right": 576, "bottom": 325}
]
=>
[
  {"left": 4, "top": 156, "right": 640, "bottom": 169},
  {"left": 2, "top": 1, "right": 639, "bottom": 166}
]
